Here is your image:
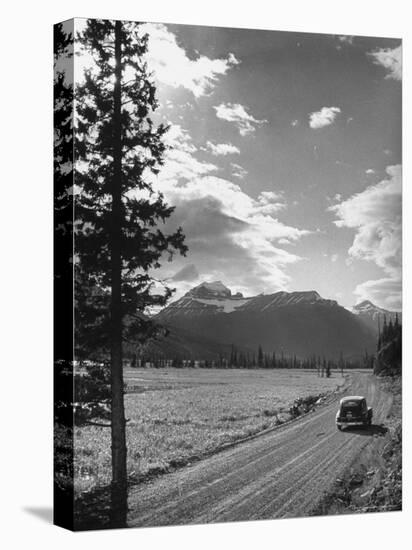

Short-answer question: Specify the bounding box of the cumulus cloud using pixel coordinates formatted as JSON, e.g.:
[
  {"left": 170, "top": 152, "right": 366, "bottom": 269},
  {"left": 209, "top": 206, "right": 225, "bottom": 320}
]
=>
[
  {"left": 205, "top": 141, "right": 240, "bottom": 156},
  {"left": 146, "top": 125, "right": 311, "bottom": 297},
  {"left": 365, "top": 168, "right": 375, "bottom": 175},
  {"left": 154, "top": 190, "right": 306, "bottom": 298},
  {"left": 142, "top": 23, "right": 240, "bottom": 97},
  {"left": 291, "top": 119, "right": 299, "bottom": 127},
  {"left": 309, "top": 106, "right": 341, "bottom": 129},
  {"left": 230, "top": 163, "right": 248, "bottom": 180},
  {"left": 214, "top": 103, "right": 268, "bottom": 136},
  {"left": 255, "top": 191, "right": 286, "bottom": 215},
  {"left": 74, "top": 21, "right": 240, "bottom": 100},
  {"left": 330, "top": 165, "right": 402, "bottom": 309},
  {"left": 330, "top": 165, "right": 401, "bottom": 273},
  {"left": 159, "top": 176, "right": 303, "bottom": 244},
  {"left": 368, "top": 45, "right": 402, "bottom": 81}
]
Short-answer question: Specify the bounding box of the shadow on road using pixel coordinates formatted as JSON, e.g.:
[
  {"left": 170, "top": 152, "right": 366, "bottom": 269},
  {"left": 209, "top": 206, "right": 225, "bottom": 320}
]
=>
[{"left": 342, "top": 424, "right": 388, "bottom": 437}]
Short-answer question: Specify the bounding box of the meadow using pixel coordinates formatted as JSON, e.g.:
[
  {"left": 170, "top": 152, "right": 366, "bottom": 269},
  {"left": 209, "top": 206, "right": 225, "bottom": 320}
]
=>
[{"left": 74, "top": 368, "right": 345, "bottom": 493}]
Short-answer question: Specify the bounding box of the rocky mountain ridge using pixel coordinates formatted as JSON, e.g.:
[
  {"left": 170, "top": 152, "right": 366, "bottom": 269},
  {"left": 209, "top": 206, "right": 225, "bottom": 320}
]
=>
[{"left": 159, "top": 282, "right": 339, "bottom": 319}]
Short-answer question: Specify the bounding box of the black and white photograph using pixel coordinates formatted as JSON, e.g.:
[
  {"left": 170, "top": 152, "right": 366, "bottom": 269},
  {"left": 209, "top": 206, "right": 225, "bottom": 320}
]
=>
[{"left": 53, "top": 16, "right": 402, "bottom": 531}]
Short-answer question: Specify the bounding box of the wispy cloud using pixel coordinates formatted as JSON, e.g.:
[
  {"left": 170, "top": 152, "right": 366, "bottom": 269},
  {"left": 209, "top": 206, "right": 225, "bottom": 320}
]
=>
[
  {"left": 214, "top": 102, "right": 267, "bottom": 136},
  {"left": 205, "top": 141, "right": 240, "bottom": 156},
  {"left": 142, "top": 23, "right": 240, "bottom": 97},
  {"left": 161, "top": 124, "right": 218, "bottom": 181},
  {"left": 367, "top": 45, "right": 402, "bottom": 81},
  {"left": 309, "top": 106, "right": 341, "bottom": 129}
]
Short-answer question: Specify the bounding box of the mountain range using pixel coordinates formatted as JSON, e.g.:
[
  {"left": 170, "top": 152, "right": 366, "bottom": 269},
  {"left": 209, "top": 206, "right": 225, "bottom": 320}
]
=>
[{"left": 151, "top": 281, "right": 400, "bottom": 361}]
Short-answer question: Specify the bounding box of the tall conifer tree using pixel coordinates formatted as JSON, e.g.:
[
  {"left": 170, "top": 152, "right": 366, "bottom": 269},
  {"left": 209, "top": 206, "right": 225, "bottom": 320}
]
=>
[{"left": 75, "top": 19, "right": 187, "bottom": 526}]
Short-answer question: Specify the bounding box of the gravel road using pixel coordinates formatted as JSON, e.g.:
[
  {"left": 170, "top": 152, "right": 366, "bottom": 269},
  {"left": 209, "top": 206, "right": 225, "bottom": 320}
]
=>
[{"left": 128, "top": 373, "right": 392, "bottom": 527}]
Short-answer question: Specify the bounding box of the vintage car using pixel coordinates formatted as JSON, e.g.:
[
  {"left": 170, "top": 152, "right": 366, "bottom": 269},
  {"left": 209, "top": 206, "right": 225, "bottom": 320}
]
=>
[{"left": 335, "top": 395, "right": 372, "bottom": 430}]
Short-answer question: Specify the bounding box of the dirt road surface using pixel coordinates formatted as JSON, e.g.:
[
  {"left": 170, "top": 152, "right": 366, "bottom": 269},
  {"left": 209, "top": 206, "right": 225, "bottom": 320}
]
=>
[{"left": 128, "top": 373, "right": 392, "bottom": 527}]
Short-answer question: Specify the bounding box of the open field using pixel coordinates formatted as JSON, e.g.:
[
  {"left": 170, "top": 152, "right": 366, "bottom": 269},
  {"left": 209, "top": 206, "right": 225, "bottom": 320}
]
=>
[{"left": 73, "top": 368, "right": 345, "bottom": 494}]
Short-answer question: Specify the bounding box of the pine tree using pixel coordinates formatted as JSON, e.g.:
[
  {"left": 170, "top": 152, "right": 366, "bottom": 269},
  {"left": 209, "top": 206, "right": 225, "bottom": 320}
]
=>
[
  {"left": 54, "top": 21, "right": 76, "bottom": 529},
  {"left": 257, "top": 345, "right": 264, "bottom": 368},
  {"left": 74, "top": 20, "right": 187, "bottom": 526},
  {"left": 232, "top": 346, "right": 238, "bottom": 367},
  {"left": 54, "top": 22, "right": 75, "bottom": 427},
  {"left": 339, "top": 351, "right": 344, "bottom": 375},
  {"left": 382, "top": 315, "right": 388, "bottom": 344}
]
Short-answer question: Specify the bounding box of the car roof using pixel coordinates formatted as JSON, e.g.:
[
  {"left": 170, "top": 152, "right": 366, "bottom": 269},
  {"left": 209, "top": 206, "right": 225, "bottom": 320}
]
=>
[{"left": 340, "top": 395, "right": 365, "bottom": 404}]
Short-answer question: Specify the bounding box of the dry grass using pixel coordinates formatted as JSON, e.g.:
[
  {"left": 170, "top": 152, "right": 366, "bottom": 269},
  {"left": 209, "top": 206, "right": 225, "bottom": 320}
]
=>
[{"left": 74, "top": 368, "right": 345, "bottom": 494}]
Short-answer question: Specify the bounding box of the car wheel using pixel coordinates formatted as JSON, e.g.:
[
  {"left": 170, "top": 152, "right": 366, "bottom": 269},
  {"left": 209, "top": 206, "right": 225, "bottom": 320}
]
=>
[{"left": 337, "top": 425, "right": 342, "bottom": 431}]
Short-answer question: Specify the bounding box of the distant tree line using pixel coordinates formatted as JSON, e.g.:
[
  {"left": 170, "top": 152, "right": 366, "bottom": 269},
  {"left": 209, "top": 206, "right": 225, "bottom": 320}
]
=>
[{"left": 130, "top": 343, "right": 375, "bottom": 374}]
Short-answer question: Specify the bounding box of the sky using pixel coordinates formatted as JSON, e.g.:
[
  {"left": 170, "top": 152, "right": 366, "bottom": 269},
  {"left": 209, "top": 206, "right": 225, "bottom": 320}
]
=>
[
  {"left": 135, "top": 22, "right": 401, "bottom": 311},
  {"left": 71, "top": 19, "right": 402, "bottom": 311}
]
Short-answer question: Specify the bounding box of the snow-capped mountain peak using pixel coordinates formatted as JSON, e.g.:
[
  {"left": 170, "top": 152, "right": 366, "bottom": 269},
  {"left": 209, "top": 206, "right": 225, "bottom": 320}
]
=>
[
  {"left": 351, "top": 300, "right": 401, "bottom": 333},
  {"left": 157, "top": 284, "right": 340, "bottom": 320},
  {"left": 157, "top": 281, "right": 249, "bottom": 318},
  {"left": 352, "top": 300, "right": 396, "bottom": 317},
  {"left": 189, "top": 281, "right": 232, "bottom": 299},
  {"left": 353, "top": 300, "right": 378, "bottom": 312}
]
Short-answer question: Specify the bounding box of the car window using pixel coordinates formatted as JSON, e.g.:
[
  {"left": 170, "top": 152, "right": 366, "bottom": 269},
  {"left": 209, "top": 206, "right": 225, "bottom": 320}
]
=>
[{"left": 342, "top": 401, "right": 360, "bottom": 408}]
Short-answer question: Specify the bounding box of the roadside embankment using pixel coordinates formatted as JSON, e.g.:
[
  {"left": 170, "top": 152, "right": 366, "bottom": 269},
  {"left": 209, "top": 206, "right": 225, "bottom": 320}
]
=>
[{"left": 311, "top": 375, "right": 401, "bottom": 516}]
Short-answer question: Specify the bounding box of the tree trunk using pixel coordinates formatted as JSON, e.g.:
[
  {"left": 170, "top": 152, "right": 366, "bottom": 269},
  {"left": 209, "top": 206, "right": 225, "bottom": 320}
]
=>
[{"left": 110, "top": 19, "right": 128, "bottom": 528}]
